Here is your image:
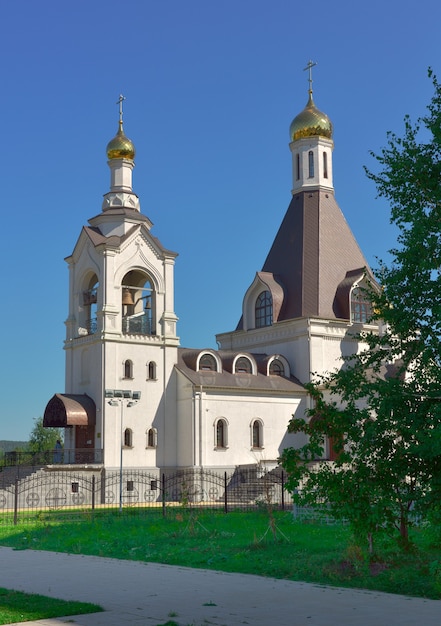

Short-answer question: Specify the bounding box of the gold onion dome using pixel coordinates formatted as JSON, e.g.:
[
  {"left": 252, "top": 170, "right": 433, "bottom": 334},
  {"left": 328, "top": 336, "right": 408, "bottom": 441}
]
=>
[
  {"left": 289, "top": 92, "right": 333, "bottom": 142},
  {"left": 106, "top": 121, "right": 136, "bottom": 160}
]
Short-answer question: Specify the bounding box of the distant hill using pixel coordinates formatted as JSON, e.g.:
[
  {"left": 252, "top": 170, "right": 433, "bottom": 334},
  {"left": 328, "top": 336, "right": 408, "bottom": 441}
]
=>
[{"left": 0, "top": 440, "right": 28, "bottom": 454}]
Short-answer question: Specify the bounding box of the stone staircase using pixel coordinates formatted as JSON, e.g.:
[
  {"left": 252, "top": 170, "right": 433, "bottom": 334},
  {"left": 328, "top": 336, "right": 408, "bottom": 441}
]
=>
[{"left": 0, "top": 464, "right": 45, "bottom": 490}]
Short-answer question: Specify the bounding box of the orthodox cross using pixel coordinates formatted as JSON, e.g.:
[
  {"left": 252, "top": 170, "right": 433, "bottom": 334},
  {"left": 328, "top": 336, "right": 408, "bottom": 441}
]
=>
[
  {"left": 303, "top": 60, "right": 317, "bottom": 93},
  {"left": 116, "top": 94, "right": 126, "bottom": 124}
]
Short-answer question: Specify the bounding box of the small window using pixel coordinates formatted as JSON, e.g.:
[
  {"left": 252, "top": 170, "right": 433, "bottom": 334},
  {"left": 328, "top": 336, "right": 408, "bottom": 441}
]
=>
[
  {"left": 199, "top": 353, "right": 217, "bottom": 372},
  {"left": 252, "top": 420, "right": 263, "bottom": 448},
  {"left": 308, "top": 150, "right": 314, "bottom": 178},
  {"left": 269, "top": 359, "right": 284, "bottom": 376},
  {"left": 147, "top": 361, "right": 157, "bottom": 380},
  {"left": 124, "top": 360, "right": 133, "bottom": 379},
  {"left": 351, "top": 287, "right": 372, "bottom": 323},
  {"left": 235, "top": 356, "right": 252, "bottom": 374},
  {"left": 216, "top": 419, "right": 227, "bottom": 448},
  {"left": 124, "top": 428, "right": 133, "bottom": 447},
  {"left": 147, "top": 428, "right": 157, "bottom": 448},
  {"left": 323, "top": 152, "right": 328, "bottom": 178},
  {"left": 295, "top": 153, "right": 300, "bottom": 180},
  {"left": 255, "top": 291, "right": 273, "bottom": 328}
]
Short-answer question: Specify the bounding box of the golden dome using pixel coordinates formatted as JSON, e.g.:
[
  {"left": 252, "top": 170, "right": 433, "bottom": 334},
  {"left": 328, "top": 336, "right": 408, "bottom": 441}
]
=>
[
  {"left": 289, "top": 92, "right": 333, "bottom": 142},
  {"left": 106, "top": 121, "right": 136, "bottom": 160}
]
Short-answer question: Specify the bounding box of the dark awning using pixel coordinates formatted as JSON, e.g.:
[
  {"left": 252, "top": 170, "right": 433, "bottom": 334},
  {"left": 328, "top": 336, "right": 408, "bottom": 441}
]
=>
[{"left": 43, "top": 394, "right": 96, "bottom": 427}]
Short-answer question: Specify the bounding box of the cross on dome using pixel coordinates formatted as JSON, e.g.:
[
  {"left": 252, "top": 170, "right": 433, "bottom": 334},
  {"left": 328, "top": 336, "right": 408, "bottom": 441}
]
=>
[
  {"left": 106, "top": 94, "right": 136, "bottom": 161},
  {"left": 117, "top": 94, "right": 126, "bottom": 124},
  {"left": 303, "top": 60, "right": 317, "bottom": 94}
]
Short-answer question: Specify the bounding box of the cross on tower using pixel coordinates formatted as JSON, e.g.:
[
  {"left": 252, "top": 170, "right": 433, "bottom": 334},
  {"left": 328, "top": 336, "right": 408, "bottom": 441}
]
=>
[
  {"left": 116, "top": 94, "right": 126, "bottom": 124},
  {"left": 303, "top": 60, "right": 317, "bottom": 94}
]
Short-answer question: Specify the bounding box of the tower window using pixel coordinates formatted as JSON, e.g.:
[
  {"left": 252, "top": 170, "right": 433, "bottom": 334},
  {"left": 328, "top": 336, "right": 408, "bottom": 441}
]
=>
[
  {"left": 124, "top": 360, "right": 133, "bottom": 379},
  {"left": 323, "top": 152, "right": 328, "bottom": 178},
  {"left": 216, "top": 419, "right": 227, "bottom": 448},
  {"left": 124, "top": 428, "right": 133, "bottom": 448},
  {"left": 351, "top": 287, "right": 372, "bottom": 323},
  {"left": 295, "top": 153, "right": 300, "bottom": 180},
  {"left": 269, "top": 359, "right": 284, "bottom": 376},
  {"left": 147, "top": 428, "right": 157, "bottom": 448},
  {"left": 147, "top": 361, "right": 157, "bottom": 380},
  {"left": 308, "top": 151, "right": 314, "bottom": 178},
  {"left": 255, "top": 291, "right": 273, "bottom": 328}
]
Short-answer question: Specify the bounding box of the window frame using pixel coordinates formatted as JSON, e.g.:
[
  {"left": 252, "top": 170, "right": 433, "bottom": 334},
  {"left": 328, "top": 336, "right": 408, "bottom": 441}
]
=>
[
  {"left": 124, "top": 428, "right": 133, "bottom": 448},
  {"left": 123, "top": 359, "right": 133, "bottom": 380},
  {"left": 255, "top": 290, "right": 273, "bottom": 328},
  {"left": 351, "top": 286, "right": 372, "bottom": 323},
  {"left": 215, "top": 418, "right": 228, "bottom": 449},
  {"left": 251, "top": 419, "right": 264, "bottom": 449}
]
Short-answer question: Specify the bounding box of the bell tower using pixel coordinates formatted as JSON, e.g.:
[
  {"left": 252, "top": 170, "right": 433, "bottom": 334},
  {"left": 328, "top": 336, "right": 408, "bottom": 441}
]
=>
[{"left": 60, "top": 97, "right": 179, "bottom": 471}]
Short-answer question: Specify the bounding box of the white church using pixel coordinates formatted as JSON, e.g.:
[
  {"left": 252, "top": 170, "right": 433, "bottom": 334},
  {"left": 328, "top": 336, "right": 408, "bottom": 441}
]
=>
[{"left": 43, "top": 75, "right": 377, "bottom": 476}]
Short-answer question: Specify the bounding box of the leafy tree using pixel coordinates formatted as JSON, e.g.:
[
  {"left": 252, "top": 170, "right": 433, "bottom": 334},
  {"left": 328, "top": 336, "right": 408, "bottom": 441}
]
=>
[
  {"left": 27, "top": 417, "right": 63, "bottom": 455},
  {"left": 280, "top": 70, "right": 441, "bottom": 552}
]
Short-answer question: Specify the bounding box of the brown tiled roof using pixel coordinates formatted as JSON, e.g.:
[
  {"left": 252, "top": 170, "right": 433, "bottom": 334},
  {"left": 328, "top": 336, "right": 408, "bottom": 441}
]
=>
[{"left": 258, "top": 190, "right": 372, "bottom": 321}]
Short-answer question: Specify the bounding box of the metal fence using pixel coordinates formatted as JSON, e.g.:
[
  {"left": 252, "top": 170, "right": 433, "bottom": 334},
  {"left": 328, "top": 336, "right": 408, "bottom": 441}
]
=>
[
  {"left": 0, "top": 466, "right": 292, "bottom": 525},
  {"left": 1, "top": 449, "right": 104, "bottom": 467}
]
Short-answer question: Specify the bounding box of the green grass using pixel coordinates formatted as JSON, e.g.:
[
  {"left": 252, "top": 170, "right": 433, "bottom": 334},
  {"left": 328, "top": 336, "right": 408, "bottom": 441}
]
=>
[
  {"left": 0, "top": 509, "right": 440, "bottom": 601},
  {"left": 0, "top": 587, "right": 102, "bottom": 625}
]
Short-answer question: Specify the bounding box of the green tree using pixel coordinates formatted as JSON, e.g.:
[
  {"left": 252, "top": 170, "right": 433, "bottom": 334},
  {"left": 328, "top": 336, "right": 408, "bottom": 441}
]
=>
[
  {"left": 280, "top": 70, "right": 441, "bottom": 552},
  {"left": 28, "top": 417, "right": 63, "bottom": 456}
]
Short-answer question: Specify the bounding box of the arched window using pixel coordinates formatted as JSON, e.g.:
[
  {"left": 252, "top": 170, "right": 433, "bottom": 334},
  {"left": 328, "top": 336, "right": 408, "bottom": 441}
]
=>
[
  {"left": 147, "top": 361, "right": 157, "bottom": 380},
  {"left": 235, "top": 357, "right": 252, "bottom": 374},
  {"left": 124, "top": 428, "right": 133, "bottom": 448},
  {"left": 269, "top": 359, "right": 284, "bottom": 376},
  {"left": 252, "top": 420, "right": 263, "bottom": 448},
  {"left": 216, "top": 419, "right": 227, "bottom": 448},
  {"left": 351, "top": 287, "right": 372, "bottom": 323},
  {"left": 81, "top": 276, "right": 98, "bottom": 336},
  {"left": 295, "top": 153, "right": 300, "bottom": 180},
  {"left": 124, "top": 360, "right": 133, "bottom": 379},
  {"left": 255, "top": 291, "right": 273, "bottom": 328},
  {"left": 308, "top": 150, "right": 314, "bottom": 178},
  {"left": 122, "top": 271, "right": 155, "bottom": 336},
  {"left": 199, "top": 353, "right": 217, "bottom": 372},
  {"left": 147, "top": 428, "right": 157, "bottom": 448},
  {"left": 323, "top": 151, "right": 328, "bottom": 178}
]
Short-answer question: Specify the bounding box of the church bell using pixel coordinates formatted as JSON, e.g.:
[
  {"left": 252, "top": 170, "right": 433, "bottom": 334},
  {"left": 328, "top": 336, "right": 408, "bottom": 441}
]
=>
[{"left": 122, "top": 288, "right": 135, "bottom": 306}]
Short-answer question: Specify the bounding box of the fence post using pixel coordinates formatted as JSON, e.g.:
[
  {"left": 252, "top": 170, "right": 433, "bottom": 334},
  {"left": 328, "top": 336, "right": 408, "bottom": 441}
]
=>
[
  {"left": 91, "top": 475, "right": 95, "bottom": 512},
  {"left": 162, "top": 473, "right": 166, "bottom": 517},
  {"left": 281, "top": 471, "right": 285, "bottom": 511},
  {"left": 224, "top": 472, "right": 228, "bottom": 514},
  {"left": 14, "top": 478, "right": 18, "bottom": 526}
]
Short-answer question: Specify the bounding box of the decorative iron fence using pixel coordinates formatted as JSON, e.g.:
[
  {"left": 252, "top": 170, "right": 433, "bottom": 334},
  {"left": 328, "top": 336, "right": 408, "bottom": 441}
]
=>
[{"left": 0, "top": 466, "right": 292, "bottom": 525}]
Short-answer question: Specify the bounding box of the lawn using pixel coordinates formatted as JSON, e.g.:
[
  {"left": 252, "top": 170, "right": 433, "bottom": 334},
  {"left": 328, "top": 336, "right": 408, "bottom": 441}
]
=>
[
  {"left": 0, "top": 587, "right": 102, "bottom": 625},
  {"left": 0, "top": 508, "right": 440, "bottom": 602}
]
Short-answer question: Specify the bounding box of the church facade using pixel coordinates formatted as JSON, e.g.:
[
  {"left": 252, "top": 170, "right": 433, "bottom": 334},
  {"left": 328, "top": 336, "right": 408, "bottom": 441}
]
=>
[{"left": 44, "top": 81, "right": 377, "bottom": 476}]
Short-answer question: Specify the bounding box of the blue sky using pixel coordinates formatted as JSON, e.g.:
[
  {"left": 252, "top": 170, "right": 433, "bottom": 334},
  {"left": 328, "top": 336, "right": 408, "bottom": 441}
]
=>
[{"left": 0, "top": 0, "right": 439, "bottom": 440}]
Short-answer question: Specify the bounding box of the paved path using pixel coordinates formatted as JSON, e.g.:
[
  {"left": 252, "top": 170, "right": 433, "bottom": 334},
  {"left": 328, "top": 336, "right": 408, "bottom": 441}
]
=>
[{"left": 1, "top": 547, "right": 440, "bottom": 625}]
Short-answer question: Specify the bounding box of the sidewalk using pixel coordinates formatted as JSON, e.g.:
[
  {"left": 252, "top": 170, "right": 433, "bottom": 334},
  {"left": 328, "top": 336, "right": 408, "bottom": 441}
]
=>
[{"left": 1, "top": 547, "right": 440, "bottom": 625}]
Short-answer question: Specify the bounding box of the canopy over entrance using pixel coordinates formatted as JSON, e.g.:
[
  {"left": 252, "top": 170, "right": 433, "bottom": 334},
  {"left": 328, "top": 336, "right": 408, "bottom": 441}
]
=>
[{"left": 43, "top": 394, "right": 96, "bottom": 427}]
